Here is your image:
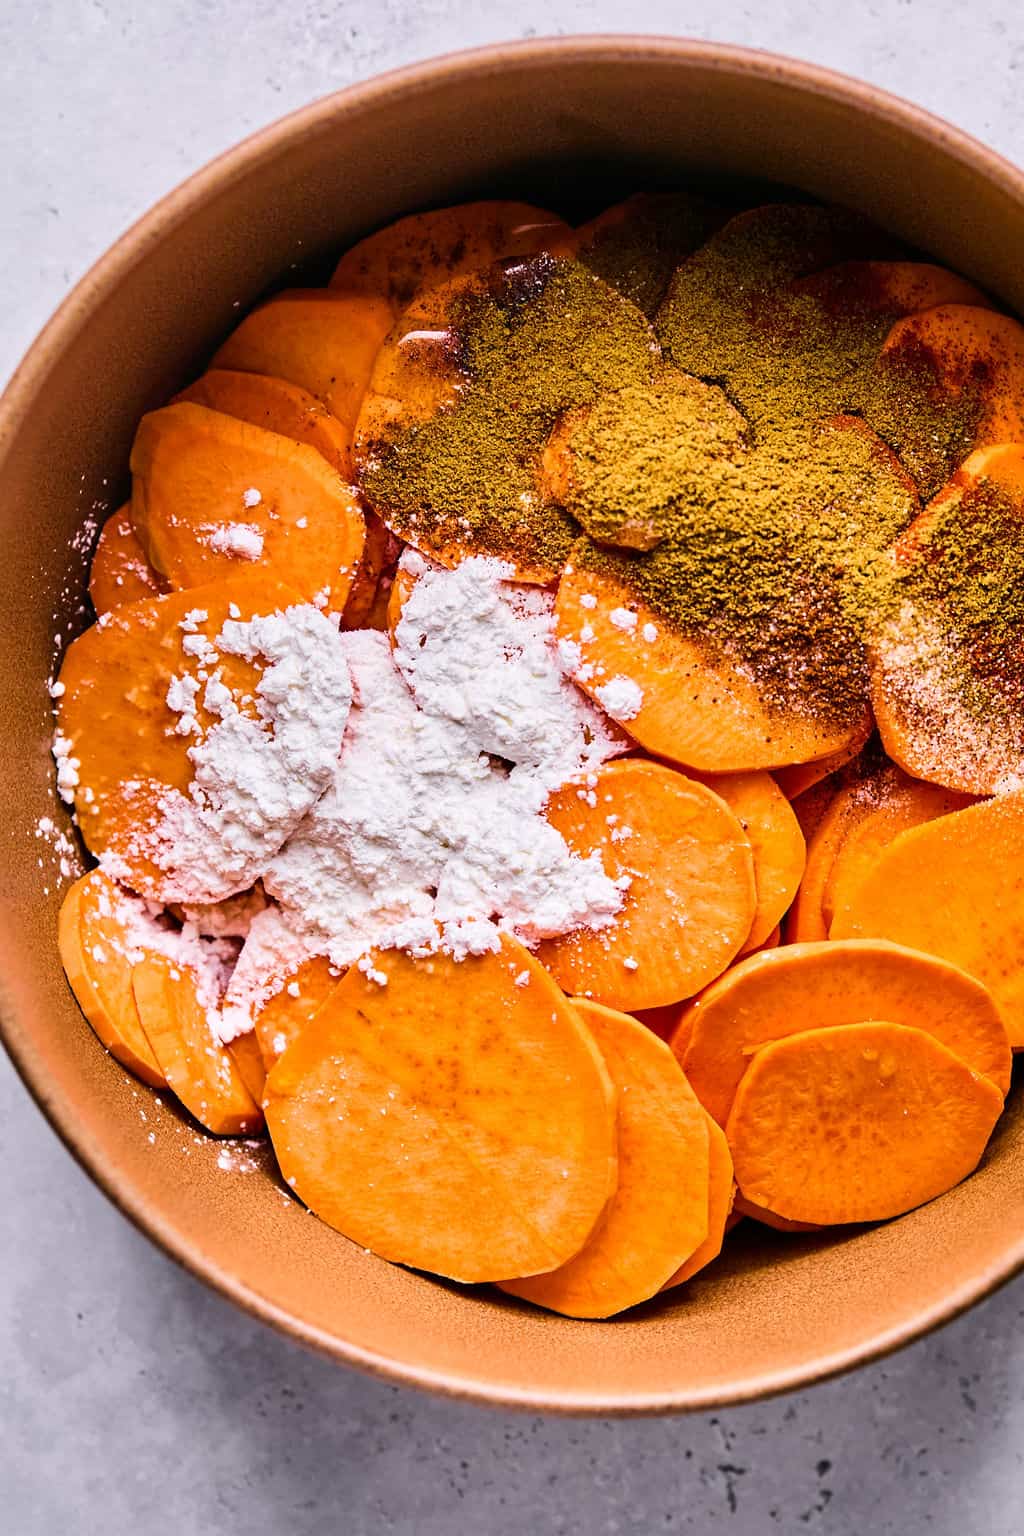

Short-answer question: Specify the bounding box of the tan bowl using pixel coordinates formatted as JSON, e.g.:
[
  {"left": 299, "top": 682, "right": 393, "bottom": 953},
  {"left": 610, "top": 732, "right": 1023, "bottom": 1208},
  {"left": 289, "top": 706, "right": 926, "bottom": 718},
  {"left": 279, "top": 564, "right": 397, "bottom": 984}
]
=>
[{"left": 3, "top": 37, "right": 1024, "bottom": 1414}]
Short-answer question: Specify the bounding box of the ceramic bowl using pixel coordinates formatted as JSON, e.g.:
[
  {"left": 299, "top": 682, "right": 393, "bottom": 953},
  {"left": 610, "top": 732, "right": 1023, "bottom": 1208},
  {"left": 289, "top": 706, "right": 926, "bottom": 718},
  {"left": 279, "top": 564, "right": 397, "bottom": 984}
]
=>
[{"left": 3, "top": 37, "right": 1024, "bottom": 1413}]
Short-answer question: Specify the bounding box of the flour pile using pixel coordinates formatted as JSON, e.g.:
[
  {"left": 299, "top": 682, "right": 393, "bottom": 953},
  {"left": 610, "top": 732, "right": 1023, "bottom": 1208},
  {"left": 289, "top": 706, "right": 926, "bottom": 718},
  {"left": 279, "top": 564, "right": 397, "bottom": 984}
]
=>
[{"left": 62, "top": 556, "right": 633, "bottom": 1040}]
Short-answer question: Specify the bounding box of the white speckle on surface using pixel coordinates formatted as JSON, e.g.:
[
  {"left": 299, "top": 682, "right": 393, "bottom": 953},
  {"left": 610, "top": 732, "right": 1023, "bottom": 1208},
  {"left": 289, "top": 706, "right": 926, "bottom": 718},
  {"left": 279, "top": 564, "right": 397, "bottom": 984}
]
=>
[
  {"left": 242, "top": 486, "right": 262, "bottom": 507},
  {"left": 594, "top": 675, "right": 644, "bottom": 722}
]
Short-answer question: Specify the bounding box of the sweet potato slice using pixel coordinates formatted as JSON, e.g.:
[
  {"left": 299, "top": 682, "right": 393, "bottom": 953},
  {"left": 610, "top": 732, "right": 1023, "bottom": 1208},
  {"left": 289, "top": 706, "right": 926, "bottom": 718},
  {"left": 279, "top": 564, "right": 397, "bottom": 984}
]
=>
[
  {"left": 174, "top": 369, "right": 353, "bottom": 473},
  {"left": 501, "top": 1001, "right": 710, "bottom": 1317},
  {"left": 678, "top": 938, "right": 1010, "bottom": 1128},
  {"left": 254, "top": 954, "right": 341, "bottom": 1068},
  {"left": 340, "top": 510, "right": 392, "bottom": 631},
  {"left": 881, "top": 305, "right": 1024, "bottom": 448},
  {"left": 330, "top": 200, "right": 570, "bottom": 313},
  {"left": 227, "top": 1030, "right": 268, "bottom": 1105},
  {"left": 132, "top": 953, "right": 263, "bottom": 1136},
  {"left": 831, "top": 792, "right": 1024, "bottom": 1047},
  {"left": 731, "top": 1193, "right": 822, "bottom": 1233},
  {"left": 130, "top": 403, "right": 365, "bottom": 611},
  {"left": 211, "top": 289, "right": 392, "bottom": 434},
  {"left": 555, "top": 566, "right": 869, "bottom": 771},
  {"left": 89, "top": 504, "right": 166, "bottom": 617},
  {"left": 694, "top": 771, "right": 805, "bottom": 951},
  {"left": 727, "top": 1021, "right": 1003, "bottom": 1225},
  {"left": 791, "top": 260, "right": 991, "bottom": 318},
  {"left": 263, "top": 937, "right": 617, "bottom": 1283},
  {"left": 824, "top": 781, "right": 976, "bottom": 932},
  {"left": 773, "top": 718, "right": 872, "bottom": 800},
  {"left": 662, "top": 1112, "right": 735, "bottom": 1288},
  {"left": 55, "top": 571, "right": 349, "bottom": 902},
  {"left": 536, "top": 759, "right": 756, "bottom": 1010},
  {"left": 57, "top": 870, "right": 166, "bottom": 1088},
  {"left": 867, "top": 444, "right": 1024, "bottom": 794}
]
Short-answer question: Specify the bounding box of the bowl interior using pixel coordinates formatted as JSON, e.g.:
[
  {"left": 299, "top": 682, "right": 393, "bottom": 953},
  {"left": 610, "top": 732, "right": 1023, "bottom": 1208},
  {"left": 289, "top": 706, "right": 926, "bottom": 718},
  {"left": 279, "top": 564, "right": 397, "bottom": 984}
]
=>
[{"left": 3, "top": 39, "right": 1024, "bottom": 1412}]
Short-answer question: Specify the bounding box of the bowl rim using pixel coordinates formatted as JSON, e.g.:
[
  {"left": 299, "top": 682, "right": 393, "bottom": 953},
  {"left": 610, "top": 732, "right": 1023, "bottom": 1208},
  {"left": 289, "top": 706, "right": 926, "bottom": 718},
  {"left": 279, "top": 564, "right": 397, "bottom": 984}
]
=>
[{"left": 3, "top": 33, "right": 1024, "bottom": 1415}]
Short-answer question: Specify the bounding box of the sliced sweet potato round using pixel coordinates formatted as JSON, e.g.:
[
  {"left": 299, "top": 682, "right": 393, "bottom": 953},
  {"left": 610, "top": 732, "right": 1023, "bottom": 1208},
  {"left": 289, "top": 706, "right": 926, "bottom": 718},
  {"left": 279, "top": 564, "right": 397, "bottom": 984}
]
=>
[
  {"left": 501, "top": 1001, "right": 710, "bottom": 1318},
  {"left": 554, "top": 565, "right": 870, "bottom": 771},
  {"left": 536, "top": 759, "right": 756, "bottom": 1010},
  {"left": 693, "top": 770, "right": 805, "bottom": 952},
  {"left": 132, "top": 953, "right": 263, "bottom": 1136},
  {"left": 662, "top": 1112, "right": 735, "bottom": 1288},
  {"left": 730, "top": 1193, "right": 822, "bottom": 1234},
  {"left": 89, "top": 504, "right": 166, "bottom": 617},
  {"left": 211, "top": 289, "right": 392, "bottom": 434},
  {"left": 263, "top": 937, "right": 617, "bottom": 1284},
  {"left": 862, "top": 307, "right": 1024, "bottom": 498},
  {"left": 726, "top": 1021, "right": 1003, "bottom": 1225},
  {"left": 254, "top": 954, "right": 342, "bottom": 1068},
  {"left": 831, "top": 791, "right": 1024, "bottom": 1047},
  {"left": 824, "top": 780, "right": 976, "bottom": 932},
  {"left": 790, "top": 260, "right": 991, "bottom": 319},
  {"left": 57, "top": 870, "right": 166, "bottom": 1087},
  {"left": 130, "top": 403, "right": 365, "bottom": 612},
  {"left": 773, "top": 717, "right": 873, "bottom": 800},
  {"left": 227, "top": 1030, "right": 268, "bottom": 1106},
  {"left": 867, "top": 444, "right": 1024, "bottom": 794},
  {"left": 677, "top": 937, "right": 1011, "bottom": 1128},
  {"left": 174, "top": 369, "right": 353, "bottom": 473},
  {"left": 330, "top": 200, "right": 571, "bottom": 312}
]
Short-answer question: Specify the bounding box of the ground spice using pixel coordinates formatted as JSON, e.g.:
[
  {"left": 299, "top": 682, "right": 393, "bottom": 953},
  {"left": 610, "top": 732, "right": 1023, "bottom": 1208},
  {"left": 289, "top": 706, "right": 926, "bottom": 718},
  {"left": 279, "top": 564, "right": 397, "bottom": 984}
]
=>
[
  {"left": 548, "top": 366, "right": 749, "bottom": 550},
  {"left": 573, "top": 414, "right": 919, "bottom": 721},
  {"left": 358, "top": 256, "right": 657, "bottom": 576},
  {"left": 576, "top": 192, "right": 724, "bottom": 318}
]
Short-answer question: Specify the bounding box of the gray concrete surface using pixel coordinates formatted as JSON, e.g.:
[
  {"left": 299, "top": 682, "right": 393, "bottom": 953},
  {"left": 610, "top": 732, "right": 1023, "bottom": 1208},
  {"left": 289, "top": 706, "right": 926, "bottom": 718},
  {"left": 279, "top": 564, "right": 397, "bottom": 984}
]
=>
[{"left": 3, "top": 2, "right": 1024, "bottom": 1531}]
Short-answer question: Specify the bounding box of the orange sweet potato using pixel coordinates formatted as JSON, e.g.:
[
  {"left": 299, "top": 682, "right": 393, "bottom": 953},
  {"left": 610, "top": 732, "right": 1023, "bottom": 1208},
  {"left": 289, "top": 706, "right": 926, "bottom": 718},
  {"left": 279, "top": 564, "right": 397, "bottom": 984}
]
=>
[
  {"left": 791, "top": 261, "right": 992, "bottom": 318},
  {"left": 227, "top": 1030, "right": 268, "bottom": 1106},
  {"left": 89, "top": 504, "right": 166, "bottom": 617},
  {"left": 340, "top": 510, "right": 392, "bottom": 631},
  {"left": 174, "top": 368, "right": 353, "bottom": 473},
  {"left": 726, "top": 1021, "right": 1003, "bottom": 1224},
  {"left": 678, "top": 938, "right": 1010, "bottom": 1128},
  {"left": 501, "top": 1001, "right": 710, "bottom": 1317},
  {"left": 330, "top": 200, "right": 571, "bottom": 313},
  {"left": 130, "top": 403, "right": 365, "bottom": 611},
  {"left": 824, "top": 780, "right": 976, "bottom": 933},
  {"left": 831, "top": 791, "right": 1024, "bottom": 1047},
  {"left": 773, "top": 718, "right": 872, "bottom": 800},
  {"left": 57, "top": 870, "right": 166, "bottom": 1088},
  {"left": 254, "top": 954, "right": 341, "bottom": 1068},
  {"left": 880, "top": 305, "right": 1024, "bottom": 458},
  {"left": 554, "top": 565, "right": 872, "bottom": 771},
  {"left": 263, "top": 936, "right": 617, "bottom": 1283},
  {"left": 662, "top": 1112, "right": 735, "bottom": 1288},
  {"left": 693, "top": 770, "right": 805, "bottom": 951},
  {"left": 783, "top": 777, "right": 878, "bottom": 943},
  {"left": 730, "top": 1193, "right": 822, "bottom": 1234},
  {"left": 537, "top": 759, "right": 756, "bottom": 1010},
  {"left": 211, "top": 289, "right": 392, "bottom": 435},
  {"left": 867, "top": 444, "right": 1024, "bottom": 795},
  {"left": 132, "top": 953, "right": 263, "bottom": 1136}
]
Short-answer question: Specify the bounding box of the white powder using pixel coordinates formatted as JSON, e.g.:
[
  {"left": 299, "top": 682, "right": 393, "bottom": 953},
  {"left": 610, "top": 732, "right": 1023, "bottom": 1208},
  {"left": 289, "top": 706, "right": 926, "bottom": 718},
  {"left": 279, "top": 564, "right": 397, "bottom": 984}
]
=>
[
  {"left": 392, "top": 553, "right": 622, "bottom": 784},
  {"left": 207, "top": 523, "right": 264, "bottom": 561},
  {"left": 595, "top": 675, "right": 644, "bottom": 721},
  {"left": 642, "top": 623, "right": 658, "bottom": 644},
  {"left": 242, "top": 487, "right": 262, "bottom": 508},
  {"left": 609, "top": 607, "right": 638, "bottom": 632},
  {"left": 245, "top": 587, "right": 628, "bottom": 1004},
  {"left": 105, "top": 604, "right": 351, "bottom": 905}
]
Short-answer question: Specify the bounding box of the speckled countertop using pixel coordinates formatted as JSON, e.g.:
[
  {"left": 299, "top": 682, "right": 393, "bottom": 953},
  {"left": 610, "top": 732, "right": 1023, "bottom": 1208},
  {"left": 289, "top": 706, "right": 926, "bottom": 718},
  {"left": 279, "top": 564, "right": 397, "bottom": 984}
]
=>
[{"left": 3, "top": 3, "right": 1024, "bottom": 1531}]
